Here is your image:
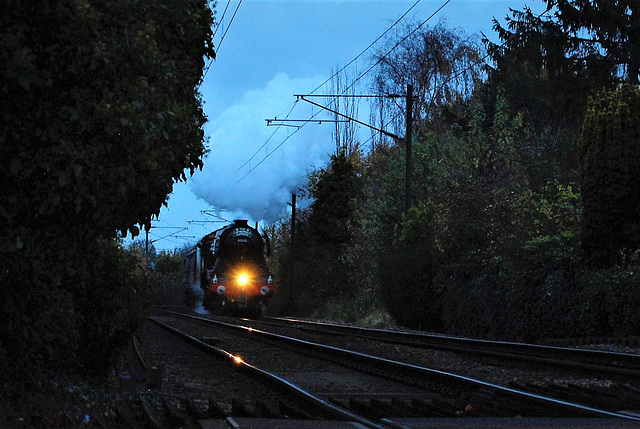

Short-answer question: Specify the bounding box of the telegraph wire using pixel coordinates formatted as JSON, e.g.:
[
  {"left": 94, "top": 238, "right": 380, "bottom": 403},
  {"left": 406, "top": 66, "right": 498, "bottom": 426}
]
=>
[{"left": 237, "top": 106, "right": 327, "bottom": 183}]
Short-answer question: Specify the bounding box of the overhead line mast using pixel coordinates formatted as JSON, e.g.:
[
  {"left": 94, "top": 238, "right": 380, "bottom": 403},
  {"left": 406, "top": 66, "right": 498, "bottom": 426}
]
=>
[
  {"left": 289, "top": 89, "right": 414, "bottom": 213},
  {"left": 294, "top": 94, "right": 401, "bottom": 140}
]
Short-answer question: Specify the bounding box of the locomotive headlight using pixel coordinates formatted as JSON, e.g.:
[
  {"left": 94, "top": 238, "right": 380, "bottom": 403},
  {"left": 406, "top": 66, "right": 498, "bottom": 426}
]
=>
[{"left": 238, "top": 274, "right": 249, "bottom": 286}]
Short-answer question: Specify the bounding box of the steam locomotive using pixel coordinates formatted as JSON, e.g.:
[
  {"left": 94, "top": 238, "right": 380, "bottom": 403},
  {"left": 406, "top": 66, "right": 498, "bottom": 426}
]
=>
[{"left": 183, "top": 219, "right": 275, "bottom": 317}]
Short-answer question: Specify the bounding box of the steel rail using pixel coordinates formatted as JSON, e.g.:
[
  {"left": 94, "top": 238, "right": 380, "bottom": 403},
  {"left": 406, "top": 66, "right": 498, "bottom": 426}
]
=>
[
  {"left": 148, "top": 316, "right": 395, "bottom": 429},
  {"left": 264, "top": 317, "right": 640, "bottom": 378},
  {"left": 161, "top": 310, "right": 640, "bottom": 421}
]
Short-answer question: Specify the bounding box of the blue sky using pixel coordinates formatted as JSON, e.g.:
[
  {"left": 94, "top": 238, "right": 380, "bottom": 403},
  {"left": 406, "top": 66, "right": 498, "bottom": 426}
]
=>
[{"left": 145, "top": 0, "right": 546, "bottom": 251}]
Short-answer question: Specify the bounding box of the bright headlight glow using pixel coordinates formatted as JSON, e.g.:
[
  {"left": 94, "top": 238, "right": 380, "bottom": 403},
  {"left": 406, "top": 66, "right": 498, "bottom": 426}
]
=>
[{"left": 238, "top": 274, "right": 249, "bottom": 286}]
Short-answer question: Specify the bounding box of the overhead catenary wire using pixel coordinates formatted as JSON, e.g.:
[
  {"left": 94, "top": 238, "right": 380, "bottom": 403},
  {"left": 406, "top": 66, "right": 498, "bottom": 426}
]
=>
[
  {"left": 217, "top": 0, "right": 243, "bottom": 52},
  {"left": 236, "top": 100, "right": 299, "bottom": 172},
  {"left": 203, "top": 0, "right": 243, "bottom": 79},
  {"left": 237, "top": 0, "right": 440, "bottom": 181},
  {"left": 212, "top": 0, "right": 232, "bottom": 40},
  {"left": 307, "top": 0, "right": 425, "bottom": 96}
]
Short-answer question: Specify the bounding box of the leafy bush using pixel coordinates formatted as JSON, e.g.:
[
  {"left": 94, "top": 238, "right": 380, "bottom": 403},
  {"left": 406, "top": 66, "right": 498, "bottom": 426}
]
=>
[
  {"left": 581, "top": 85, "right": 640, "bottom": 267},
  {"left": 151, "top": 249, "right": 189, "bottom": 306},
  {"left": 379, "top": 204, "right": 444, "bottom": 331},
  {"left": 72, "top": 240, "right": 150, "bottom": 374},
  {"left": 0, "top": 0, "right": 214, "bottom": 413}
]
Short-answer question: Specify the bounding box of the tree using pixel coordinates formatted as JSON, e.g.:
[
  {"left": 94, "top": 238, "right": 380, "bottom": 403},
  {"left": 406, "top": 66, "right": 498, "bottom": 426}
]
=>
[
  {"left": 379, "top": 204, "right": 443, "bottom": 331},
  {"left": 371, "top": 21, "right": 484, "bottom": 141},
  {"left": 0, "top": 0, "right": 215, "bottom": 389},
  {"left": 486, "top": 1, "right": 638, "bottom": 139},
  {"left": 307, "top": 151, "right": 362, "bottom": 247},
  {"left": 551, "top": 0, "right": 640, "bottom": 85},
  {"left": 1, "top": 0, "right": 214, "bottom": 240},
  {"left": 325, "top": 67, "right": 361, "bottom": 155},
  {"left": 580, "top": 84, "right": 640, "bottom": 267},
  {"left": 284, "top": 151, "right": 363, "bottom": 316}
]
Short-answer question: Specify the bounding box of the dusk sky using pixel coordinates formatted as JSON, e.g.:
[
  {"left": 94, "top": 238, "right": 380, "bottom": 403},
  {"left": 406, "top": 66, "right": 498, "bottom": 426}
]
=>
[{"left": 145, "top": 0, "right": 547, "bottom": 251}]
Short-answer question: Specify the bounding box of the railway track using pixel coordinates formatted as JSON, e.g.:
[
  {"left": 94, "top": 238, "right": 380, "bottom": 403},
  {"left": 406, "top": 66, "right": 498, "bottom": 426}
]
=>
[
  {"left": 145, "top": 310, "right": 640, "bottom": 427},
  {"left": 257, "top": 316, "right": 640, "bottom": 378}
]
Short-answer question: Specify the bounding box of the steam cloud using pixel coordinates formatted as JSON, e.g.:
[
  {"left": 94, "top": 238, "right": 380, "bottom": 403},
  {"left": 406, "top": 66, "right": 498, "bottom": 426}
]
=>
[{"left": 191, "top": 73, "right": 334, "bottom": 223}]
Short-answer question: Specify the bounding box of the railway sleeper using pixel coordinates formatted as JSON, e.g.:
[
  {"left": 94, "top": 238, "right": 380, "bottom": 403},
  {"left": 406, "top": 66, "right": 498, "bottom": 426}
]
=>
[
  {"left": 457, "top": 390, "right": 506, "bottom": 417},
  {"left": 255, "top": 399, "right": 282, "bottom": 418},
  {"left": 277, "top": 398, "right": 315, "bottom": 419},
  {"left": 140, "top": 395, "right": 167, "bottom": 429},
  {"left": 410, "top": 397, "right": 458, "bottom": 417},
  {"left": 564, "top": 384, "right": 621, "bottom": 408},
  {"left": 161, "top": 396, "right": 192, "bottom": 427},
  {"left": 116, "top": 401, "right": 148, "bottom": 428},
  {"left": 520, "top": 381, "right": 624, "bottom": 412},
  {"left": 371, "top": 398, "right": 420, "bottom": 418},
  {"left": 329, "top": 396, "right": 388, "bottom": 421},
  {"left": 473, "top": 395, "right": 528, "bottom": 418},
  {"left": 184, "top": 397, "right": 209, "bottom": 420},
  {"left": 231, "top": 398, "right": 255, "bottom": 417},
  {"left": 348, "top": 397, "right": 387, "bottom": 420},
  {"left": 206, "top": 396, "right": 229, "bottom": 418},
  {"left": 390, "top": 397, "right": 422, "bottom": 418},
  {"left": 470, "top": 387, "right": 561, "bottom": 418},
  {"left": 619, "top": 383, "right": 640, "bottom": 405}
]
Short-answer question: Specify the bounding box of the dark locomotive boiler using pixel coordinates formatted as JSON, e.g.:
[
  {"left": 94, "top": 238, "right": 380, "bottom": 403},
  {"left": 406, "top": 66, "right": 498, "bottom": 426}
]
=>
[{"left": 184, "top": 219, "right": 275, "bottom": 317}]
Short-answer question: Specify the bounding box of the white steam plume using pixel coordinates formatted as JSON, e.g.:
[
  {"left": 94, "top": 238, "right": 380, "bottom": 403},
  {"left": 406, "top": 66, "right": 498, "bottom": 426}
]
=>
[{"left": 191, "top": 73, "right": 334, "bottom": 222}]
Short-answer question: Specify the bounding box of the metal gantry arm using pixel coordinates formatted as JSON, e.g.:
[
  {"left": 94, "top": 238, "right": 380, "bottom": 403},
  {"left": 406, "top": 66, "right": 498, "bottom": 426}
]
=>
[{"left": 294, "top": 94, "right": 401, "bottom": 140}]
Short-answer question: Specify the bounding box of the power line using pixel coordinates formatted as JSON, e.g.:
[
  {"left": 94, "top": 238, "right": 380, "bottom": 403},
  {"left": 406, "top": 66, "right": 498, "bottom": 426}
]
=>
[
  {"left": 296, "top": 95, "right": 401, "bottom": 139},
  {"left": 203, "top": 0, "right": 243, "bottom": 79},
  {"left": 213, "top": 0, "right": 232, "bottom": 40},
  {"left": 218, "top": 0, "right": 243, "bottom": 52},
  {"left": 236, "top": 100, "right": 299, "bottom": 172},
  {"left": 237, "top": 0, "right": 439, "bottom": 180},
  {"left": 237, "top": 104, "right": 334, "bottom": 183},
  {"left": 307, "top": 0, "right": 425, "bottom": 96},
  {"left": 266, "top": 118, "right": 349, "bottom": 128}
]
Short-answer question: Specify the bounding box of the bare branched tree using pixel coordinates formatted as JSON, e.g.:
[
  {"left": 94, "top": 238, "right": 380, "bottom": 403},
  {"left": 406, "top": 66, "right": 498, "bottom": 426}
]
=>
[
  {"left": 325, "top": 66, "right": 360, "bottom": 156},
  {"left": 370, "top": 20, "right": 485, "bottom": 142}
]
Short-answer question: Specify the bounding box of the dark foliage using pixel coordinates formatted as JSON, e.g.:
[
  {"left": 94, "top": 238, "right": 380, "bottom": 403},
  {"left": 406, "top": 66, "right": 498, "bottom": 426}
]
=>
[
  {"left": 580, "top": 85, "right": 640, "bottom": 267},
  {"left": 378, "top": 205, "right": 443, "bottom": 331},
  {"left": 0, "top": 0, "right": 215, "bottom": 407},
  {"left": 282, "top": 151, "right": 363, "bottom": 316},
  {"left": 270, "top": 5, "right": 640, "bottom": 341},
  {"left": 548, "top": 0, "right": 640, "bottom": 85}
]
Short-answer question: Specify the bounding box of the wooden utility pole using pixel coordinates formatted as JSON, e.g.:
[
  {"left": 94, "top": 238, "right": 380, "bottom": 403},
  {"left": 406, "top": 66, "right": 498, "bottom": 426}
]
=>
[{"left": 404, "top": 84, "right": 413, "bottom": 215}]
